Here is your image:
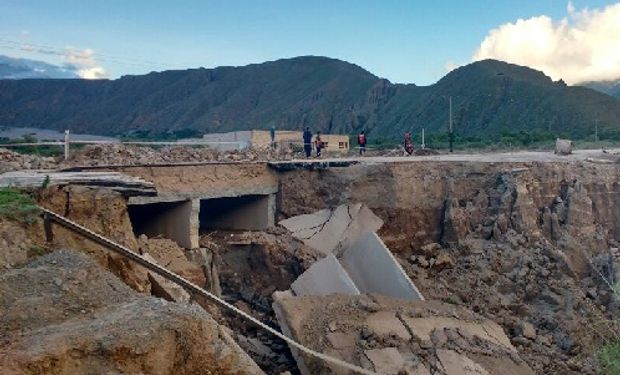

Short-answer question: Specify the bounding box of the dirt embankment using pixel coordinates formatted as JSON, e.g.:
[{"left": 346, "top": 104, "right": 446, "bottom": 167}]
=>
[
  {"left": 0, "top": 250, "right": 263, "bottom": 375},
  {"left": 37, "top": 185, "right": 150, "bottom": 292},
  {"left": 278, "top": 161, "right": 620, "bottom": 374}
]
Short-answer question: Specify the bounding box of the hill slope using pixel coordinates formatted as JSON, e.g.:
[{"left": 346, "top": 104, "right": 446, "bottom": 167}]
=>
[
  {"left": 1, "top": 56, "right": 620, "bottom": 139},
  {"left": 582, "top": 80, "right": 620, "bottom": 100}
]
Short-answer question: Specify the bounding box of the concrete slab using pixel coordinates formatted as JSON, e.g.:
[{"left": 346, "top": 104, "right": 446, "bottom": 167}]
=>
[
  {"left": 364, "top": 311, "right": 411, "bottom": 340},
  {"left": 364, "top": 347, "right": 405, "bottom": 375},
  {"left": 437, "top": 349, "right": 490, "bottom": 375},
  {"left": 279, "top": 203, "right": 383, "bottom": 256},
  {"left": 340, "top": 232, "right": 424, "bottom": 300},
  {"left": 291, "top": 254, "right": 360, "bottom": 297},
  {"left": 400, "top": 316, "right": 516, "bottom": 352}
]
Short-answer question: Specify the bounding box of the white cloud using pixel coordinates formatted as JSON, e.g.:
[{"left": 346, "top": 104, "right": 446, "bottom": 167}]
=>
[
  {"left": 77, "top": 66, "right": 107, "bottom": 79},
  {"left": 63, "top": 48, "right": 107, "bottom": 79},
  {"left": 473, "top": 2, "right": 620, "bottom": 84},
  {"left": 444, "top": 61, "right": 460, "bottom": 73}
]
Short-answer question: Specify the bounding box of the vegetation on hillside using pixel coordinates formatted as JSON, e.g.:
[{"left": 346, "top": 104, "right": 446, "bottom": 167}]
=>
[{"left": 0, "top": 188, "right": 39, "bottom": 225}]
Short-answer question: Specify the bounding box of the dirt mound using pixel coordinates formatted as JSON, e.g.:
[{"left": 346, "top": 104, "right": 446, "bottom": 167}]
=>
[
  {"left": 0, "top": 148, "right": 57, "bottom": 173},
  {"left": 0, "top": 250, "right": 264, "bottom": 375},
  {"left": 273, "top": 293, "right": 534, "bottom": 375},
  {"left": 62, "top": 143, "right": 267, "bottom": 166},
  {"left": 137, "top": 235, "right": 207, "bottom": 287}
]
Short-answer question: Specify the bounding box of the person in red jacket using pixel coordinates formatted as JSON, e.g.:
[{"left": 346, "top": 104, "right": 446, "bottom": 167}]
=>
[
  {"left": 315, "top": 131, "right": 324, "bottom": 157},
  {"left": 404, "top": 131, "right": 414, "bottom": 155},
  {"left": 357, "top": 131, "right": 367, "bottom": 155}
]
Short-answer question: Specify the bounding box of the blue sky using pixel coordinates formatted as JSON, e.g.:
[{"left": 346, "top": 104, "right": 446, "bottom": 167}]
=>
[{"left": 0, "top": 1, "right": 617, "bottom": 84}]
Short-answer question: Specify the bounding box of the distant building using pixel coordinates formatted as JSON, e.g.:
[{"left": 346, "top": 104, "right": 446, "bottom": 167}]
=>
[{"left": 201, "top": 130, "right": 349, "bottom": 152}]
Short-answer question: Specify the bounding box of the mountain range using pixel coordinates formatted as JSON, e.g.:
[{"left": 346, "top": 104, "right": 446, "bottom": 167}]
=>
[
  {"left": 583, "top": 80, "right": 620, "bottom": 100},
  {"left": 1, "top": 56, "right": 619, "bottom": 140}
]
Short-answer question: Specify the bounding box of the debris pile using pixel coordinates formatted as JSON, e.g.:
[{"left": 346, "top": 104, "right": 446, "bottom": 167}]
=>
[
  {"left": 273, "top": 293, "right": 534, "bottom": 375},
  {"left": 62, "top": 143, "right": 268, "bottom": 166},
  {"left": 199, "top": 228, "right": 322, "bottom": 373},
  {"left": 0, "top": 148, "right": 57, "bottom": 173}
]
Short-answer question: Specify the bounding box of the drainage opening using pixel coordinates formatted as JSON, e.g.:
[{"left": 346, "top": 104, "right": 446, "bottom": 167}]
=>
[{"left": 199, "top": 194, "right": 272, "bottom": 231}]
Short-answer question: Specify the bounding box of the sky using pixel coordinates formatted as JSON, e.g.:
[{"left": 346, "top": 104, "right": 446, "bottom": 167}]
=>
[{"left": 0, "top": 0, "right": 619, "bottom": 85}]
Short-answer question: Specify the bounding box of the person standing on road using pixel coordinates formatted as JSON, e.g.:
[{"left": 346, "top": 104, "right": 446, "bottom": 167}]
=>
[
  {"left": 270, "top": 125, "right": 276, "bottom": 149},
  {"left": 404, "top": 131, "right": 414, "bottom": 155},
  {"left": 315, "top": 131, "right": 324, "bottom": 157},
  {"left": 303, "top": 127, "right": 312, "bottom": 158},
  {"left": 357, "top": 131, "right": 367, "bottom": 155}
]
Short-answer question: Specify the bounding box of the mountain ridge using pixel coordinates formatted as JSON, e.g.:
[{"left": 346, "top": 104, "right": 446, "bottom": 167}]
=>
[{"left": 1, "top": 56, "right": 619, "bottom": 140}]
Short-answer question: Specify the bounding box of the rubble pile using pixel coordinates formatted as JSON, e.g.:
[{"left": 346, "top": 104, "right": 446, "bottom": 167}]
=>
[
  {"left": 199, "top": 228, "right": 322, "bottom": 373},
  {"left": 273, "top": 293, "right": 534, "bottom": 374},
  {"left": 0, "top": 148, "right": 57, "bottom": 172},
  {"left": 406, "top": 237, "right": 607, "bottom": 374},
  {"left": 62, "top": 143, "right": 268, "bottom": 166}
]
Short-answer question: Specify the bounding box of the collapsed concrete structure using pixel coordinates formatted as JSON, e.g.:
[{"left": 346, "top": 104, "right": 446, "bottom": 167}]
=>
[
  {"left": 276, "top": 204, "right": 428, "bottom": 373},
  {"left": 9, "top": 151, "right": 620, "bottom": 374},
  {"left": 280, "top": 204, "right": 423, "bottom": 300}
]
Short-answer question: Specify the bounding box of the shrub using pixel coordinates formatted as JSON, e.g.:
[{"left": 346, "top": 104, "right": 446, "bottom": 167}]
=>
[
  {"left": 0, "top": 188, "right": 39, "bottom": 225},
  {"left": 599, "top": 342, "right": 620, "bottom": 375}
]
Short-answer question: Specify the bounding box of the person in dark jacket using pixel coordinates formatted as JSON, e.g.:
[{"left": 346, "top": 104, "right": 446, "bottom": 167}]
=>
[
  {"left": 270, "top": 125, "right": 276, "bottom": 149},
  {"left": 302, "top": 127, "right": 312, "bottom": 158}
]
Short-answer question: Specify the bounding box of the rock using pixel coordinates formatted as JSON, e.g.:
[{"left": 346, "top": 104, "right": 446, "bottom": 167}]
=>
[
  {"left": 432, "top": 252, "right": 455, "bottom": 270},
  {"left": 520, "top": 321, "right": 537, "bottom": 340},
  {"left": 328, "top": 321, "right": 338, "bottom": 332},
  {"left": 236, "top": 334, "right": 277, "bottom": 359},
  {"left": 138, "top": 236, "right": 207, "bottom": 287},
  {"left": 358, "top": 298, "right": 381, "bottom": 312},
  {"left": 418, "top": 243, "right": 441, "bottom": 257},
  {"left": 442, "top": 199, "right": 470, "bottom": 244},
  {"left": 512, "top": 335, "right": 530, "bottom": 346},
  {"left": 143, "top": 253, "right": 191, "bottom": 303}
]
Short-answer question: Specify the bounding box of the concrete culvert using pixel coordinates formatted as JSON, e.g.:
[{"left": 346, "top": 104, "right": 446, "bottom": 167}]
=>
[
  {"left": 199, "top": 194, "right": 275, "bottom": 231},
  {"left": 127, "top": 199, "right": 197, "bottom": 249}
]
